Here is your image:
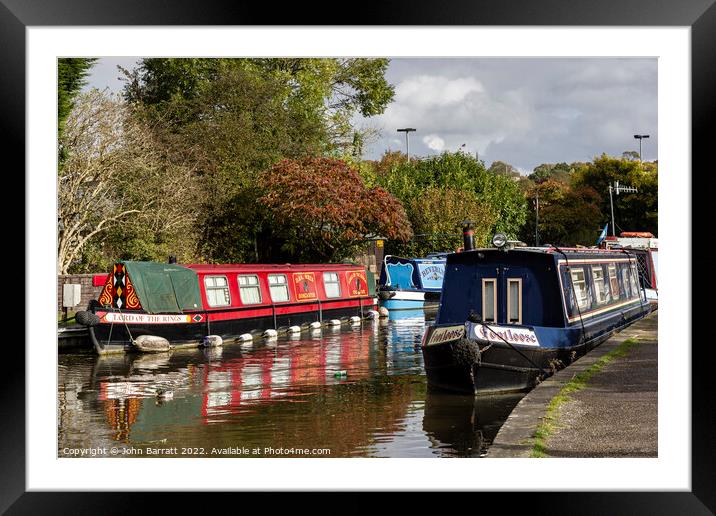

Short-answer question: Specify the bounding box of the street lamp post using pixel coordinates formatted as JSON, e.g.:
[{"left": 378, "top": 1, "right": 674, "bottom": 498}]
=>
[
  {"left": 397, "top": 128, "right": 416, "bottom": 161},
  {"left": 633, "top": 134, "right": 650, "bottom": 161}
]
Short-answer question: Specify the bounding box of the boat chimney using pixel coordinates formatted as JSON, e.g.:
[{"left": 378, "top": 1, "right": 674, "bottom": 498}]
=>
[{"left": 462, "top": 220, "right": 475, "bottom": 251}]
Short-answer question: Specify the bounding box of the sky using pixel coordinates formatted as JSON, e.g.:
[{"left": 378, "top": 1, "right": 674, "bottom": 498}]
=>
[{"left": 85, "top": 57, "right": 657, "bottom": 174}]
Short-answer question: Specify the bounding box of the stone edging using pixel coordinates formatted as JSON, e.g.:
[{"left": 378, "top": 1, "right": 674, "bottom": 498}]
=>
[{"left": 486, "top": 310, "right": 657, "bottom": 458}]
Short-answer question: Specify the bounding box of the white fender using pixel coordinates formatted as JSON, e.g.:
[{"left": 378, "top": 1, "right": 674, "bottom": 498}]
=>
[
  {"left": 133, "top": 335, "right": 171, "bottom": 353},
  {"left": 202, "top": 335, "right": 223, "bottom": 347}
]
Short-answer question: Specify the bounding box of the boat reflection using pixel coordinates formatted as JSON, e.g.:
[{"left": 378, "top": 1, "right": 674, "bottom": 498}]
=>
[
  {"left": 422, "top": 390, "right": 523, "bottom": 457},
  {"left": 201, "top": 336, "right": 371, "bottom": 422}
]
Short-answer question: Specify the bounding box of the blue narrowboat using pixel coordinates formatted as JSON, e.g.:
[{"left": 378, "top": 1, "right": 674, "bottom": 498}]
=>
[
  {"left": 420, "top": 233, "right": 651, "bottom": 394},
  {"left": 377, "top": 254, "right": 447, "bottom": 310}
]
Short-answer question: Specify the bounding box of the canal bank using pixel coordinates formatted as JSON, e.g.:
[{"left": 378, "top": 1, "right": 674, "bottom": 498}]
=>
[{"left": 487, "top": 310, "right": 657, "bottom": 458}]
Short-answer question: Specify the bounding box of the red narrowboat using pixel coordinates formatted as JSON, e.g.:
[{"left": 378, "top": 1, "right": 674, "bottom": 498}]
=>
[{"left": 76, "top": 261, "right": 377, "bottom": 354}]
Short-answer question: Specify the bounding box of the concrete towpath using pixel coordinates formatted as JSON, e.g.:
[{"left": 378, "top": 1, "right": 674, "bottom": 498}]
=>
[{"left": 487, "top": 310, "right": 657, "bottom": 458}]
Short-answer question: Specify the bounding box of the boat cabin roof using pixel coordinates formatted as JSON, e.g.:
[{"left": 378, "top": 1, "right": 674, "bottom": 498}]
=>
[
  {"left": 446, "top": 246, "right": 639, "bottom": 264},
  {"left": 98, "top": 261, "right": 374, "bottom": 315},
  {"left": 185, "top": 263, "right": 364, "bottom": 274}
]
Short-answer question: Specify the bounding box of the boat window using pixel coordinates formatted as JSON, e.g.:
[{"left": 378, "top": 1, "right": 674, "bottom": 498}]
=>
[
  {"left": 569, "top": 268, "right": 590, "bottom": 311},
  {"left": 323, "top": 272, "right": 341, "bottom": 298},
  {"left": 608, "top": 264, "right": 619, "bottom": 302},
  {"left": 591, "top": 266, "right": 608, "bottom": 305},
  {"left": 268, "top": 274, "right": 290, "bottom": 302},
  {"left": 238, "top": 274, "right": 262, "bottom": 305},
  {"left": 507, "top": 278, "right": 522, "bottom": 324},
  {"left": 482, "top": 278, "right": 497, "bottom": 323},
  {"left": 619, "top": 264, "right": 631, "bottom": 299},
  {"left": 204, "top": 275, "right": 231, "bottom": 307},
  {"left": 633, "top": 252, "right": 651, "bottom": 289},
  {"left": 630, "top": 263, "right": 641, "bottom": 298}
]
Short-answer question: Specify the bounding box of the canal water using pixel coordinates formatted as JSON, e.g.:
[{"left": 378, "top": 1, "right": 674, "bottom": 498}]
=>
[{"left": 58, "top": 311, "right": 522, "bottom": 458}]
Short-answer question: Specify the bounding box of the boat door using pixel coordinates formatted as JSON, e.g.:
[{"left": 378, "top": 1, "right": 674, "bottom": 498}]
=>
[{"left": 482, "top": 266, "right": 526, "bottom": 325}]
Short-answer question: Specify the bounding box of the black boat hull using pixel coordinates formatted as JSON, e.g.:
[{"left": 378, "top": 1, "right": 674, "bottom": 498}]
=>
[
  {"left": 89, "top": 304, "right": 369, "bottom": 353},
  {"left": 421, "top": 333, "right": 611, "bottom": 395}
]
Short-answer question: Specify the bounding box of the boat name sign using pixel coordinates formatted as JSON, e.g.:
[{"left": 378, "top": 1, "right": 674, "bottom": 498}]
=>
[
  {"left": 466, "top": 322, "right": 539, "bottom": 346},
  {"left": 99, "top": 312, "right": 203, "bottom": 324},
  {"left": 424, "top": 325, "right": 465, "bottom": 346}
]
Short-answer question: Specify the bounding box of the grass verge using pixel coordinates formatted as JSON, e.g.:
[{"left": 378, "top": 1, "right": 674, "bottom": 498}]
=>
[{"left": 530, "top": 337, "right": 639, "bottom": 457}]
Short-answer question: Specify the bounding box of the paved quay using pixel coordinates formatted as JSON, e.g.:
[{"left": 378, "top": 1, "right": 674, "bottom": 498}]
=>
[{"left": 488, "top": 310, "right": 657, "bottom": 458}]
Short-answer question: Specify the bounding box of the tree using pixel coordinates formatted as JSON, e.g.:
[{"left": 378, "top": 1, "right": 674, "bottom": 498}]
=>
[
  {"left": 58, "top": 90, "right": 200, "bottom": 273},
  {"left": 359, "top": 150, "right": 407, "bottom": 187},
  {"left": 528, "top": 162, "right": 573, "bottom": 184},
  {"left": 58, "top": 58, "right": 97, "bottom": 162},
  {"left": 521, "top": 179, "right": 602, "bottom": 246},
  {"left": 121, "top": 58, "right": 397, "bottom": 260},
  {"left": 123, "top": 58, "right": 394, "bottom": 155},
  {"left": 572, "top": 154, "right": 658, "bottom": 235},
  {"left": 488, "top": 160, "right": 520, "bottom": 178},
  {"left": 622, "top": 150, "right": 640, "bottom": 161},
  {"left": 372, "top": 151, "right": 528, "bottom": 251},
  {"left": 405, "top": 187, "right": 496, "bottom": 256},
  {"left": 257, "top": 157, "right": 412, "bottom": 262}
]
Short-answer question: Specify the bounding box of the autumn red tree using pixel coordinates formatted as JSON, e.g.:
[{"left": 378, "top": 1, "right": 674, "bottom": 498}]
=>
[{"left": 258, "top": 157, "right": 412, "bottom": 262}]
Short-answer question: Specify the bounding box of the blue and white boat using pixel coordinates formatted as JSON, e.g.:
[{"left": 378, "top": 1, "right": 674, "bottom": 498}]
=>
[
  {"left": 377, "top": 254, "right": 447, "bottom": 310},
  {"left": 420, "top": 233, "right": 651, "bottom": 394}
]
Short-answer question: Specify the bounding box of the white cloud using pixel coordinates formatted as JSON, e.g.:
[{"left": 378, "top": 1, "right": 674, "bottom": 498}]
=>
[
  {"left": 372, "top": 73, "right": 535, "bottom": 160},
  {"left": 422, "top": 134, "right": 445, "bottom": 152},
  {"left": 362, "top": 58, "right": 657, "bottom": 170},
  {"left": 394, "top": 76, "right": 484, "bottom": 107}
]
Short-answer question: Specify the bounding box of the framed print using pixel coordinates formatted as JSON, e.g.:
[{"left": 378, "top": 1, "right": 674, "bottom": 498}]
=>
[{"left": 6, "top": 0, "right": 714, "bottom": 512}]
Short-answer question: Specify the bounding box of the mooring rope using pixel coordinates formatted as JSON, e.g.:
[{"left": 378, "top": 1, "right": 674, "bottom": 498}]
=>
[
  {"left": 115, "top": 305, "right": 136, "bottom": 346},
  {"left": 472, "top": 319, "right": 552, "bottom": 376}
]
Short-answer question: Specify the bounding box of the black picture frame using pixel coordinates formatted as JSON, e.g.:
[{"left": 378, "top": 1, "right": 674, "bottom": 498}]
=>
[{"left": 5, "top": 0, "right": 714, "bottom": 513}]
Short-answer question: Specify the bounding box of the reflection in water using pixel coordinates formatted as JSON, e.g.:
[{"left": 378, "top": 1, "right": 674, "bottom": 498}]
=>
[
  {"left": 58, "top": 314, "right": 523, "bottom": 457},
  {"left": 423, "top": 391, "right": 522, "bottom": 457}
]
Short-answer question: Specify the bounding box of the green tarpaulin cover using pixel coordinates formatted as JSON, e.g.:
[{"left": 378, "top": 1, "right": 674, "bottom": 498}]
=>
[
  {"left": 366, "top": 270, "right": 376, "bottom": 296},
  {"left": 123, "top": 261, "right": 204, "bottom": 314}
]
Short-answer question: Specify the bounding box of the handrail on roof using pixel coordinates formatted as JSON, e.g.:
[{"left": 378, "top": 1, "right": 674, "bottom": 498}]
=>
[{"left": 544, "top": 247, "right": 621, "bottom": 253}]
